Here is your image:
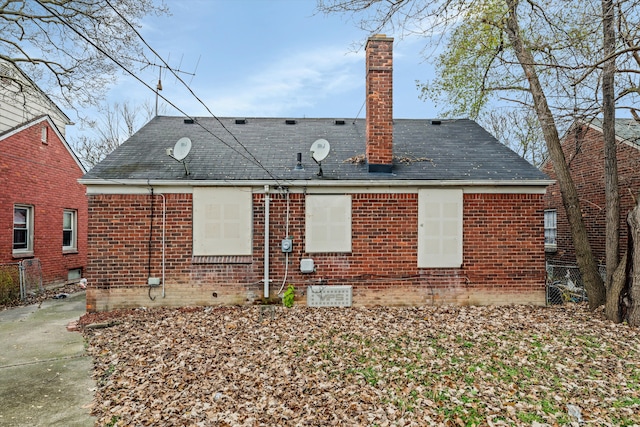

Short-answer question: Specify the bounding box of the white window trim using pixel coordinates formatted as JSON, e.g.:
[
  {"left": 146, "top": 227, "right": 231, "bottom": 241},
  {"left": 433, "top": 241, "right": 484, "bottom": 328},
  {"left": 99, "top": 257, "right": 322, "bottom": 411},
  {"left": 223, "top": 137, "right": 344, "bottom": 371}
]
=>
[
  {"left": 13, "top": 205, "right": 34, "bottom": 255},
  {"left": 417, "top": 189, "right": 463, "bottom": 268},
  {"left": 63, "top": 209, "right": 77, "bottom": 251},
  {"left": 544, "top": 209, "right": 558, "bottom": 252},
  {"left": 305, "top": 195, "right": 352, "bottom": 253},
  {"left": 192, "top": 187, "right": 253, "bottom": 256}
]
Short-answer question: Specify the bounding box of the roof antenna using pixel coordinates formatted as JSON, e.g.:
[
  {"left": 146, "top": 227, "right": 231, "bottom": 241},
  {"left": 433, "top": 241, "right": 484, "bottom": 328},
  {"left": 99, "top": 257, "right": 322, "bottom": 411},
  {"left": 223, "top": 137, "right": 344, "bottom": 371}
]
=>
[
  {"left": 135, "top": 57, "right": 197, "bottom": 116},
  {"left": 155, "top": 65, "right": 163, "bottom": 117}
]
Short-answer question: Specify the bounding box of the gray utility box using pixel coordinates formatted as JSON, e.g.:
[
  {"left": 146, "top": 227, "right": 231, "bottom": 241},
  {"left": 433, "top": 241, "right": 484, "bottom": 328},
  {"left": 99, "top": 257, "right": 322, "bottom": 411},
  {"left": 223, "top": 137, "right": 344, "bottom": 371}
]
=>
[{"left": 306, "top": 285, "right": 352, "bottom": 307}]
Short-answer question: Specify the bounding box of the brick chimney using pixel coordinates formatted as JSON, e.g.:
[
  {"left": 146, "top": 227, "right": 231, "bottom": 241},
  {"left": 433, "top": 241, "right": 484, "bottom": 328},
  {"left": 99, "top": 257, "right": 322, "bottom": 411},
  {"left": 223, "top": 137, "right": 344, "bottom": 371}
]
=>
[{"left": 366, "top": 34, "right": 393, "bottom": 173}]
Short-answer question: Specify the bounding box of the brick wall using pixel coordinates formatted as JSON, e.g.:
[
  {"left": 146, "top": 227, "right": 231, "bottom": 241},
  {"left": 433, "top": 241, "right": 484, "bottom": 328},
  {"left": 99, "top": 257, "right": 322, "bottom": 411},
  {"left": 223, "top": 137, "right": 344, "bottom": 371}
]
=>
[
  {"left": 86, "top": 191, "right": 545, "bottom": 311},
  {"left": 543, "top": 124, "right": 640, "bottom": 265},
  {"left": 0, "top": 118, "right": 87, "bottom": 286}
]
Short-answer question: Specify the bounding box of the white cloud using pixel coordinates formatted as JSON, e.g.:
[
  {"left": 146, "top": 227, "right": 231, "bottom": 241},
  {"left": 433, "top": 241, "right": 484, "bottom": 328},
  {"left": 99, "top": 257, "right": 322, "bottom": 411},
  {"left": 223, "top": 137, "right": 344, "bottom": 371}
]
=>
[{"left": 199, "top": 45, "right": 364, "bottom": 117}]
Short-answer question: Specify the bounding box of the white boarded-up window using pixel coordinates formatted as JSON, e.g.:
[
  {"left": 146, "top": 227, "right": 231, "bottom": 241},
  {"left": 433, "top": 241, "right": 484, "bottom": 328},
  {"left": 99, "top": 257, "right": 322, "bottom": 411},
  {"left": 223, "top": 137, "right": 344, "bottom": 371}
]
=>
[
  {"left": 193, "top": 187, "right": 252, "bottom": 256},
  {"left": 418, "top": 189, "right": 463, "bottom": 268},
  {"left": 305, "top": 195, "right": 352, "bottom": 253}
]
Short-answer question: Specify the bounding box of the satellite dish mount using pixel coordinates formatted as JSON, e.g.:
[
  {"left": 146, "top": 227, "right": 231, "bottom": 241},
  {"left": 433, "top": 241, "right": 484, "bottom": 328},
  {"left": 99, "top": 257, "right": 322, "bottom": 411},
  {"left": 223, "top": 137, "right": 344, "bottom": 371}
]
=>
[
  {"left": 167, "top": 137, "right": 192, "bottom": 176},
  {"left": 310, "top": 139, "right": 330, "bottom": 177}
]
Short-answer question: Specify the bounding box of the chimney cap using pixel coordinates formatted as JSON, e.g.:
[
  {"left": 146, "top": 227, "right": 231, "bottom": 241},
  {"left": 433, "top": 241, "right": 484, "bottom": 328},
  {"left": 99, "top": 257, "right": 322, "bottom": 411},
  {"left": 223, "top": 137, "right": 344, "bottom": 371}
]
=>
[{"left": 367, "top": 33, "right": 393, "bottom": 41}]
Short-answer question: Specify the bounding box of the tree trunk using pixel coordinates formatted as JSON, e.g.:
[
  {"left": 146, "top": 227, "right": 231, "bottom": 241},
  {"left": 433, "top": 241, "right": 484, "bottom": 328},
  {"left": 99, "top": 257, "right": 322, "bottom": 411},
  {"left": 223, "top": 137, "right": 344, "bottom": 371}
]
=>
[
  {"left": 504, "top": 0, "right": 606, "bottom": 309},
  {"left": 627, "top": 205, "right": 640, "bottom": 327},
  {"left": 605, "top": 248, "right": 627, "bottom": 323},
  {"left": 602, "top": 0, "right": 620, "bottom": 302}
]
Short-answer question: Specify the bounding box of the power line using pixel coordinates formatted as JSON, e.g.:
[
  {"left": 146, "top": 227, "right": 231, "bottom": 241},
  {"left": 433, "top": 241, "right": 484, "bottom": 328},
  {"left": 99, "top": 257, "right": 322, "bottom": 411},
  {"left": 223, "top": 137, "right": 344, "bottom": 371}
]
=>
[
  {"left": 103, "top": 0, "right": 281, "bottom": 183},
  {"left": 34, "top": 0, "right": 283, "bottom": 184}
]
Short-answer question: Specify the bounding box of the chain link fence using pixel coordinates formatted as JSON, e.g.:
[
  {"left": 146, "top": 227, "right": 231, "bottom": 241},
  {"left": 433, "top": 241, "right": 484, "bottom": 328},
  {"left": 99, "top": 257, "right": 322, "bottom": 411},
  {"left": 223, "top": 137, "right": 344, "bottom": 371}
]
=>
[
  {"left": 0, "top": 259, "right": 43, "bottom": 305},
  {"left": 20, "top": 258, "right": 43, "bottom": 298},
  {"left": 546, "top": 262, "right": 606, "bottom": 305}
]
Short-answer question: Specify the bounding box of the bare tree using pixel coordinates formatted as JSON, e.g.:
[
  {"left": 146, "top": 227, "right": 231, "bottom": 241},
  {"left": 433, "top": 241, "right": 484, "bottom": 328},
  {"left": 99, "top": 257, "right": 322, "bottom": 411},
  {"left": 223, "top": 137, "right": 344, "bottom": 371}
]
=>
[
  {"left": 317, "top": 0, "right": 640, "bottom": 319},
  {"left": 601, "top": 0, "right": 623, "bottom": 321},
  {"left": 502, "top": 0, "right": 606, "bottom": 308},
  {"left": 72, "top": 100, "right": 162, "bottom": 169},
  {"left": 0, "top": 0, "right": 168, "bottom": 113},
  {"left": 479, "top": 108, "right": 547, "bottom": 167}
]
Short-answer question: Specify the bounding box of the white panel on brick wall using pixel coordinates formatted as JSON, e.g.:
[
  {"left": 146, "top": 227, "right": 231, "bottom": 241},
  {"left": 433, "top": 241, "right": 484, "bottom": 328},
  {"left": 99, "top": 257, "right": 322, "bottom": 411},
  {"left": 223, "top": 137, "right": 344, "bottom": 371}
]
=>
[
  {"left": 307, "top": 285, "right": 352, "bottom": 307},
  {"left": 418, "top": 189, "right": 463, "bottom": 268},
  {"left": 192, "top": 187, "right": 253, "bottom": 256},
  {"left": 305, "top": 195, "right": 352, "bottom": 253}
]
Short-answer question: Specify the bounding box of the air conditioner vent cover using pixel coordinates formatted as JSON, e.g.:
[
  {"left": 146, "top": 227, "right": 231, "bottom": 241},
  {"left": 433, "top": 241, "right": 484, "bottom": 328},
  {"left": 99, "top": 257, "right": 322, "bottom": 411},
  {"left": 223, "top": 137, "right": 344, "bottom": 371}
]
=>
[{"left": 307, "top": 285, "right": 352, "bottom": 307}]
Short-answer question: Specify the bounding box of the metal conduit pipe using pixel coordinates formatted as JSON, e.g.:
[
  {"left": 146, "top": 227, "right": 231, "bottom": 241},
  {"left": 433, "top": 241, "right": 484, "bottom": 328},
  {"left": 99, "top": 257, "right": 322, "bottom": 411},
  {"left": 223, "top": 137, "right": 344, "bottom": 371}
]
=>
[
  {"left": 160, "top": 193, "right": 166, "bottom": 298},
  {"left": 264, "top": 185, "right": 270, "bottom": 299}
]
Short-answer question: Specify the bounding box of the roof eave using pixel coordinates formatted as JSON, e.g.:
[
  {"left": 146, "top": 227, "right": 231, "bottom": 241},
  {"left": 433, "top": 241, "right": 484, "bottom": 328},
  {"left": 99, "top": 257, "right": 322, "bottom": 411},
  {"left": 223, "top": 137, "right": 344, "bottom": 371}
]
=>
[{"left": 80, "top": 177, "right": 554, "bottom": 189}]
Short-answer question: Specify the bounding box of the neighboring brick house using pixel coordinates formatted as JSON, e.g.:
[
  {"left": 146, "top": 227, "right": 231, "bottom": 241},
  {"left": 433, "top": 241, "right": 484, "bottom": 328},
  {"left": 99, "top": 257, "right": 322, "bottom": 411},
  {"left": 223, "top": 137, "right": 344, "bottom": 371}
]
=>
[
  {"left": 0, "top": 60, "right": 87, "bottom": 288},
  {"left": 80, "top": 35, "right": 552, "bottom": 312},
  {"left": 542, "top": 118, "right": 640, "bottom": 266}
]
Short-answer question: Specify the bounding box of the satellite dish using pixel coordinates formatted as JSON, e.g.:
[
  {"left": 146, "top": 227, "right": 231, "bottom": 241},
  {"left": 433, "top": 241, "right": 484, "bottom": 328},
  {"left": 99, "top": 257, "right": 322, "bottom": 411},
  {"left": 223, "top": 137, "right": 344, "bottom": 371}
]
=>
[
  {"left": 173, "top": 137, "right": 192, "bottom": 161},
  {"left": 310, "top": 139, "right": 330, "bottom": 177},
  {"left": 310, "top": 139, "right": 330, "bottom": 162}
]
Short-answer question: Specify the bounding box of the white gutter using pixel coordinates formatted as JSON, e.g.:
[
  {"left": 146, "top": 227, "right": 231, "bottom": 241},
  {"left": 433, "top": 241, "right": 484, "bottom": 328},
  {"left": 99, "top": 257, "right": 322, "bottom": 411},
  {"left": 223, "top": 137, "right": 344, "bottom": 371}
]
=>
[
  {"left": 79, "top": 178, "right": 554, "bottom": 187},
  {"left": 263, "top": 185, "right": 270, "bottom": 299},
  {"left": 80, "top": 178, "right": 554, "bottom": 191}
]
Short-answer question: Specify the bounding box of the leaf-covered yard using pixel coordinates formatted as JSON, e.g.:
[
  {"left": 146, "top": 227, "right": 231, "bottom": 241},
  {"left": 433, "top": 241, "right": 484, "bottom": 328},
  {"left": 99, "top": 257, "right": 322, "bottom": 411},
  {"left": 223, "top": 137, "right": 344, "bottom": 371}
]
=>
[{"left": 82, "top": 304, "right": 640, "bottom": 426}]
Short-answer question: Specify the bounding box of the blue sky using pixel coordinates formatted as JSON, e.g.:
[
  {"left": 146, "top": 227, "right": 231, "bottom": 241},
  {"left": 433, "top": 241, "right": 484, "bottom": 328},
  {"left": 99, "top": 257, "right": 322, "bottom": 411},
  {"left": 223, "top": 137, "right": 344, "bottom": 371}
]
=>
[{"left": 99, "top": 0, "right": 439, "bottom": 123}]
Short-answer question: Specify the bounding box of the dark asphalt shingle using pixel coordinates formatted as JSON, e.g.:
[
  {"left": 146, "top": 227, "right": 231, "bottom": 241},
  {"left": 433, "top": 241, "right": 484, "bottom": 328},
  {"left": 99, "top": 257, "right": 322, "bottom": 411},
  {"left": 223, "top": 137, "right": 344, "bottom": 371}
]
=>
[{"left": 83, "top": 116, "right": 549, "bottom": 182}]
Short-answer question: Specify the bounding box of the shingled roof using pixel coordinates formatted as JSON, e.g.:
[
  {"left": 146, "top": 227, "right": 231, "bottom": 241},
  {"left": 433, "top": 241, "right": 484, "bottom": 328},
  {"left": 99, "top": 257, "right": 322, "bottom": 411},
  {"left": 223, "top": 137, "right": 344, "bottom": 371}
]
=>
[
  {"left": 588, "top": 118, "right": 640, "bottom": 146},
  {"left": 82, "top": 116, "right": 549, "bottom": 184}
]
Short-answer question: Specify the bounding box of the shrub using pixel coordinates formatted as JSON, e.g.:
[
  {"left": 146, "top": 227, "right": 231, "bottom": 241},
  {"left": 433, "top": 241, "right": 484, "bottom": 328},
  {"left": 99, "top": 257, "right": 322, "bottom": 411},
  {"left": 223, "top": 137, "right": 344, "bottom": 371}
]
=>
[{"left": 0, "top": 267, "right": 20, "bottom": 305}]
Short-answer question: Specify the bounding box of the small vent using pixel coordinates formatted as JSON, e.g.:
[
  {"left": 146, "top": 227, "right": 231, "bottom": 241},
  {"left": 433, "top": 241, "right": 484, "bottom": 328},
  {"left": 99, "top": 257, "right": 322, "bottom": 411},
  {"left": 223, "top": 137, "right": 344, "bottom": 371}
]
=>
[
  {"left": 285, "top": 119, "right": 297, "bottom": 125},
  {"left": 334, "top": 119, "right": 346, "bottom": 125},
  {"left": 431, "top": 120, "right": 442, "bottom": 125},
  {"left": 0, "top": 63, "right": 15, "bottom": 82},
  {"left": 184, "top": 118, "right": 195, "bottom": 124},
  {"left": 235, "top": 118, "right": 247, "bottom": 124},
  {"left": 307, "top": 285, "right": 352, "bottom": 307}
]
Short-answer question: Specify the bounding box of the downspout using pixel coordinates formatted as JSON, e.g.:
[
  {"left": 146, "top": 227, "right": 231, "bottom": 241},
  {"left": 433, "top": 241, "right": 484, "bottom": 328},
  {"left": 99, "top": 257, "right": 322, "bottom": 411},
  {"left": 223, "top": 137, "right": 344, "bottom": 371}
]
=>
[{"left": 264, "top": 185, "right": 270, "bottom": 299}]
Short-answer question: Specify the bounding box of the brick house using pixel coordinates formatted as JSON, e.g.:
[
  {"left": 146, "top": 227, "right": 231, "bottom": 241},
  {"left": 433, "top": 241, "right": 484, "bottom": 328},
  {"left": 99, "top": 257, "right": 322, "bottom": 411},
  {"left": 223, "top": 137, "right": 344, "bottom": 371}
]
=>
[
  {"left": 0, "top": 115, "right": 87, "bottom": 287},
  {"left": 80, "top": 35, "right": 551, "bottom": 312},
  {"left": 542, "top": 118, "right": 640, "bottom": 266},
  {"left": 0, "top": 60, "right": 87, "bottom": 288}
]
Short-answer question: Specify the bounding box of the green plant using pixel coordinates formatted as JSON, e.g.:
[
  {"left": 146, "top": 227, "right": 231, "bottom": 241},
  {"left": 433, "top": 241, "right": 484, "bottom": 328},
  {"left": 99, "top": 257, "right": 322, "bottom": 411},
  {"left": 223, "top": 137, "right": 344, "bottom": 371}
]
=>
[
  {"left": 282, "top": 284, "right": 295, "bottom": 308},
  {"left": 0, "top": 268, "right": 20, "bottom": 305},
  {"left": 106, "top": 415, "right": 120, "bottom": 427}
]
